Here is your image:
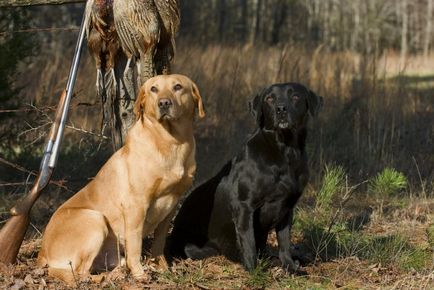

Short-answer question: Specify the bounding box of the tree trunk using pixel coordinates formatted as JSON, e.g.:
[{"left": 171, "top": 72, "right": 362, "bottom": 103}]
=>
[
  {"left": 424, "top": 0, "right": 433, "bottom": 59},
  {"left": 400, "top": 0, "right": 408, "bottom": 68},
  {"left": 351, "top": 0, "right": 360, "bottom": 51},
  {"left": 241, "top": 0, "right": 248, "bottom": 42},
  {"left": 218, "top": 0, "right": 226, "bottom": 42},
  {"left": 248, "top": 0, "right": 260, "bottom": 44},
  {"left": 271, "top": 0, "right": 286, "bottom": 44}
]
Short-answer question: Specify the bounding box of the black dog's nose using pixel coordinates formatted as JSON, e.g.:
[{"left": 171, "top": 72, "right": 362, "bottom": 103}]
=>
[
  {"left": 158, "top": 98, "right": 172, "bottom": 109},
  {"left": 276, "top": 105, "right": 287, "bottom": 114}
]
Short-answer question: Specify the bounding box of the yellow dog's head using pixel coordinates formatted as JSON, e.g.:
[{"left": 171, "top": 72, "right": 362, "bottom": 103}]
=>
[{"left": 134, "top": 74, "right": 205, "bottom": 122}]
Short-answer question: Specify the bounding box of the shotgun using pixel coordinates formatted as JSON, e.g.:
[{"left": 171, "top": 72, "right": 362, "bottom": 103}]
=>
[{"left": 0, "top": 10, "right": 87, "bottom": 264}]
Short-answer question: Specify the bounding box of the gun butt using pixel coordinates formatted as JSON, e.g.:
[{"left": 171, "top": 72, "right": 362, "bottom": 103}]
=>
[{"left": 0, "top": 214, "right": 30, "bottom": 264}]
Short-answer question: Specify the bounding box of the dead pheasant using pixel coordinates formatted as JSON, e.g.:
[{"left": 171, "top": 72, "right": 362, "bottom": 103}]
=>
[
  {"left": 85, "top": 0, "right": 119, "bottom": 135},
  {"left": 113, "top": 0, "right": 180, "bottom": 85}
]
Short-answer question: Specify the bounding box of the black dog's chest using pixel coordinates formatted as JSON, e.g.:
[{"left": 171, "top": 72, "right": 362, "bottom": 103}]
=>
[
  {"left": 247, "top": 161, "right": 303, "bottom": 228},
  {"left": 264, "top": 158, "right": 301, "bottom": 196},
  {"left": 261, "top": 174, "right": 300, "bottom": 220}
]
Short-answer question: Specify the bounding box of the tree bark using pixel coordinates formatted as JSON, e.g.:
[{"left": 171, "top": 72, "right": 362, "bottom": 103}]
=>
[
  {"left": 248, "top": 0, "right": 260, "bottom": 44},
  {"left": 424, "top": 0, "right": 433, "bottom": 59},
  {"left": 351, "top": 0, "right": 360, "bottom": 51},
  {"left": 0, "top": 0, "right": 84, "bottom": 7},
  {"left": 400, "top": 0, "right": 408, "bottom": 68},
  {"left": 218, "top": 0, "right": 226, "bottom": 42}
]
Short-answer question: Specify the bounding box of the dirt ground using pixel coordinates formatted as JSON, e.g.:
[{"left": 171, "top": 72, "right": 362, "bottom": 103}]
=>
[{"left": 1, "top": 207, "right": 433, "bottom": 290}]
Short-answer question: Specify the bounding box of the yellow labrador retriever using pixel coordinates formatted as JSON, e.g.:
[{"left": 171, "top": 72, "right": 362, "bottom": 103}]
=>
[{"left": 37, "top": 74, "right": 205, "bottom": 283}]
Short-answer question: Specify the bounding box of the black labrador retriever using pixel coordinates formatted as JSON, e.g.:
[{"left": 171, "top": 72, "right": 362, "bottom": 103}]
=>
[{"left": 167, "top": 83, "right": 322, "bottom": 272}]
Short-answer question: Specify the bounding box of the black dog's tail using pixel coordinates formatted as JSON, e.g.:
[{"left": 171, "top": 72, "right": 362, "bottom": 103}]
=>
[
  {"left": 167, "top": 161, "right": 233, "bottom": 260},
  {"left": 184, "top": 243, "right": 219, "bottom": 260},
  {"left": 165, "top": 233, "right": 186, "bottom": 259}
]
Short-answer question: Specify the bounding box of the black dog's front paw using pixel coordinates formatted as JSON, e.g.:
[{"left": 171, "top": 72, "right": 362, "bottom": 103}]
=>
[
  {"left": 291, "top": 245, "right": 313, "bottom": 266},
  {"left": 282, "top": 258, "right": 307, "bottom": 275}
]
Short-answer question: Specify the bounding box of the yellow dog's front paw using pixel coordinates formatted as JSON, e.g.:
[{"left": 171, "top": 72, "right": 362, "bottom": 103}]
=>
[
  {"left": 155, "top": 255, "right": 169, "bottom": 272},
  {"left": 130, "top": 266, "right": 150, "bottom": 281}
]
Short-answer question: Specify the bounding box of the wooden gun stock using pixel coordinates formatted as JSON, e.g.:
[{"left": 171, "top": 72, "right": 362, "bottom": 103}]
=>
[{"left": 0, "top": 214, "right": 30, "bottom": 264}]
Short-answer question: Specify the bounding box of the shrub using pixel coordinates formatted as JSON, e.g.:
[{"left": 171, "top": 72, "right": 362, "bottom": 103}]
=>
[
  {"left": 369, "top": 167, "right": 407, "bottom": 197},
  {"left": 316, "top": 165, "right": 346, "bottom": 211}
]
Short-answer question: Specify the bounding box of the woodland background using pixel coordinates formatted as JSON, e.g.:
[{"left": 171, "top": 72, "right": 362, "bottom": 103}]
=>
[{"left": 0, "top": 1, "right": 433, "bottom": 289}]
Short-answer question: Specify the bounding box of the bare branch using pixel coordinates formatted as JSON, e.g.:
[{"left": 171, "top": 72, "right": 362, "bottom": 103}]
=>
[
  {"left": 0, "top": 0, "right": 85, "bottom": 7},
  {"left": 0, "top": 102, "right": 98, "bottom": 114},
  {"left": 0, "top": 157, "right": 72, "bottom": 192},
  {"left": 0, "top": 27, "right": 79, "bottom": 37},
  {"left": 0, "top": 182, "right": 31, "bottom": 187},
  {"left": 65, "top": 124, "right": 109, "bottom": 140}
]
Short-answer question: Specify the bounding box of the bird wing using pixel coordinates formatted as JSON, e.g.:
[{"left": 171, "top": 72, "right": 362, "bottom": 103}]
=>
[
  {"left": 113, "top": 0, "right": 160, "bottom": 57},
  {"left": 85, "top": 0, "right": 111, "bottom": 37},
  {"left": 84, "top": 0, "right": 95, "bottom": 38},
  {"left": 154, "top": 0, "right": 180, "bottom": 36},
  {"left": 154, "top": 0, "right": 180, "bottom": 58}
]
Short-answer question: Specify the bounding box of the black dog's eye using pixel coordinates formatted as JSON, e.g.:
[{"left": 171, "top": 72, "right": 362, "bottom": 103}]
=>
[
  {"left": 292, "top": 95, "right": 300, "bottom": 103},
  {"left": 174, "top": 84, "right": 183, "bottom": 91},
  {"left": 151, "top": 86, "right": 158, "bottom": 93},
  {"left": 265, "top": 95, "right": 274, "bottom": 103}
]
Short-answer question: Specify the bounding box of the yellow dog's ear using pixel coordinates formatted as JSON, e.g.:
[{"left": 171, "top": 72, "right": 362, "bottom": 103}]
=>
[
  {"left": 134, "top": 85, "right": 147, "bottom": 120},
  {"left": 192, "top": 82, "right": 205, "bottom": 119}
]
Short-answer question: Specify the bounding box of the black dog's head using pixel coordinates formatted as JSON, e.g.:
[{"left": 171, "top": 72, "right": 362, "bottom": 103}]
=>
[{"left": 249, "top": 83, "right": 323, "bottom": 131}]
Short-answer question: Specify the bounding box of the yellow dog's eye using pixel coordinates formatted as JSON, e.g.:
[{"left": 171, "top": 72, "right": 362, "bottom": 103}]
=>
[
  {"left": 151, "top": 86, "right": 158, "bottom": 93},
  {"left": 174, "top": 84, "right": 183, "bottom": 91}
]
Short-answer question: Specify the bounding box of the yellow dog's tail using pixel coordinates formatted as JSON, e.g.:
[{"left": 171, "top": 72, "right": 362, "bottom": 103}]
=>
[{"left": 48, "top": 267, "right": 77, "bottom": 285}]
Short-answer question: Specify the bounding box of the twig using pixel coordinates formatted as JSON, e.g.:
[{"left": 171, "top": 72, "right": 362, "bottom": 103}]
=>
[
  {"left": 29, "top": 222, "right": 42, "bottom": 237},
  {"left": 0, "top": 182, "right": 32, "bottom": 187},
  {"left": 412, "top": 156, "right": 427, "bottom": 198},
  {"left": 28, "top": 103, "right": 52, "bottom": 120},
  {"left": 0, "top": 108, "right": 45, "bottom": 113},
  {"left": 0, "top": 102, "right": 99, "bottom": 114},
  {"left": 0, "top": 27, "right": 79, "bottom": 36},
  {"left": 326, "top": 179, "right": 367, "bottom": 234},
  {"left": 0, "top": 157, "right": 72, "bottom": 192},
  {"left": 68, "top": 260, "right": 80, "bottom": 288},
  {"left": 65, "top": 124, "right": 109, "bottom": 140},
  {"left": 17, "top": 121, "right": 51, "bottom": 139},
  {"left": 422, "top": 270, "right": 434, "bottom": 290},
  {"left": 14, "top": 102, "right": 109, "bottom": 141},
  {"left": 25, "top": 110, "right": 108, "bottom": 140},
  {"left": 0, "top": 0, "right": 85, "bottom": 8}
]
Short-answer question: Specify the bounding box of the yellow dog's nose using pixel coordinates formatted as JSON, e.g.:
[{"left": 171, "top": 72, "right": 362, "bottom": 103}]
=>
[{"left": 158, "top": 98, "right": 173, "bottom": 109}]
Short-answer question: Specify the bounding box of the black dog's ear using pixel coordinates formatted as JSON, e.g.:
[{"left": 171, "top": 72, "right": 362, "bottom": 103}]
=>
[
  {"left": 306, "top": 89, "right": 323, "bottom": 117},
  {"left": 249, "top": 88, "right": 265, "bottom": 128}
]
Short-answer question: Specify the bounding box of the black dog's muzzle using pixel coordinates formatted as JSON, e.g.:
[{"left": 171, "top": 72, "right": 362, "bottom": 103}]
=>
[{"left": 276, "top": 103, "right": 291, "bottom": 129}]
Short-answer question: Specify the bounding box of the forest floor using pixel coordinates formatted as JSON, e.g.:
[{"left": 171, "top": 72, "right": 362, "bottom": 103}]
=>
[{"left": 0, "top": 193, "right": 433, "bottom": 290}]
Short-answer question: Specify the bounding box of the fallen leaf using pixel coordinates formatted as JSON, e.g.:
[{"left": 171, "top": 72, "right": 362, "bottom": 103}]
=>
[
  {"left": 24, "top": 274, "right": 34, "bottom": 284},
  {"left": 33, "top": 268, "right": 45, "bottom": 276},
  {"left": 10, "top": 279, "right": 26, "bottom": 290}
]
